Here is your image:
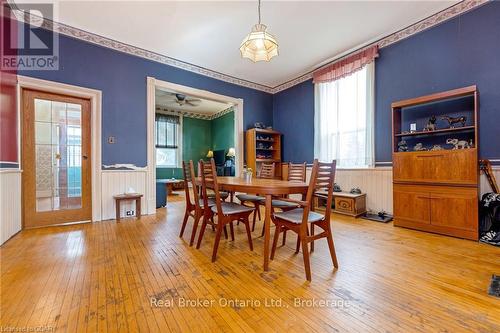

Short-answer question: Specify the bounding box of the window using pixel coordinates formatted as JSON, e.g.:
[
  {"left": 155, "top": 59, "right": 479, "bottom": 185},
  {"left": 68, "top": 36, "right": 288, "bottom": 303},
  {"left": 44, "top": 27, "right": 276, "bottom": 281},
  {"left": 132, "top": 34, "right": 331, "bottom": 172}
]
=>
[
  {"left": 155, "top": 113, "right": 181, "bottom": 167},
  {"left": 314, "top": 63, "right": 375, "bottom": 168}
]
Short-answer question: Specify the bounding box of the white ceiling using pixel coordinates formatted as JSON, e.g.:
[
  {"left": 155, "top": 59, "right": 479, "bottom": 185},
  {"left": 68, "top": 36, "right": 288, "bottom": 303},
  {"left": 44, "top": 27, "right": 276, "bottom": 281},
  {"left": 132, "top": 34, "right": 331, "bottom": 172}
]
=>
[
  {"left": 51, "top": 0, "right": 457, "bottom": 87},
  {"left": 155, "top": 88, "right": 232, "bottom": 114}
]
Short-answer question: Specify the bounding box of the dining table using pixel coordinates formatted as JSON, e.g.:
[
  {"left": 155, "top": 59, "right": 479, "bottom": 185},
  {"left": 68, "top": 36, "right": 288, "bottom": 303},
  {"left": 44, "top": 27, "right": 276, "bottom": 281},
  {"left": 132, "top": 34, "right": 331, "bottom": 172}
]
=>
[{"left": 206, "top": 176, "right": 309, "bottom": 271}]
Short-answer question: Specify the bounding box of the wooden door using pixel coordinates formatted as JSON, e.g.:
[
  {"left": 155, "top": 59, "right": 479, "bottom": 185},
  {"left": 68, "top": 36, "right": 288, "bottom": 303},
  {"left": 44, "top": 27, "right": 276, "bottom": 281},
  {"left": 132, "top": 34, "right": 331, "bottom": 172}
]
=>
[{"left": 22, "top": 89, "right": 92, "bottom": 227}]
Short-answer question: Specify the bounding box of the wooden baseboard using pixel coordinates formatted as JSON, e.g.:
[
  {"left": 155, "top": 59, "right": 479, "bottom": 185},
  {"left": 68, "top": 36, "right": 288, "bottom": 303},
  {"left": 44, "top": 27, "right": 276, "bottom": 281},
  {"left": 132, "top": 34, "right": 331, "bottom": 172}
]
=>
[{"left": 394, "top": 218, "right": 478, "bottom": 241}]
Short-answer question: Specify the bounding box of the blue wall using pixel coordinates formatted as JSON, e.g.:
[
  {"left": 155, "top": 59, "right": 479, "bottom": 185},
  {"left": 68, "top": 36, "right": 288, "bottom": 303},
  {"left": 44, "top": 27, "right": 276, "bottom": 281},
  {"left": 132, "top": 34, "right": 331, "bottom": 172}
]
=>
[
  {"left": 272, "top": 79, "right": 314, "bottom": 162},
  {"left": 273, "top": 1, "right": 500, "bottom": 164},
  {"left": 19, "top": 26, "right": 273, "bottom": 167}
]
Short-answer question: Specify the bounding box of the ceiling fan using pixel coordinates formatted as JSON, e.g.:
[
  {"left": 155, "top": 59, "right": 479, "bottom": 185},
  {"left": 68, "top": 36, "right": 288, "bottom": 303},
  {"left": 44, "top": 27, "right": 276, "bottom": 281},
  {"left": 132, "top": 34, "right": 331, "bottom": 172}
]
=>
[{"left": 165, "top": 93, "right": 202, "bottom": 107}]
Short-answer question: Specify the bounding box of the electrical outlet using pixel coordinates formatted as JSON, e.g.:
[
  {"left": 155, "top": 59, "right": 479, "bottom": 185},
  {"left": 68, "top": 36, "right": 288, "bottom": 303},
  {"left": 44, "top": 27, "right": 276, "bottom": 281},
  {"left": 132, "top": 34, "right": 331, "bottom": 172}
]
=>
[
  {"left": 126, "top": 210, "right": 134, "bottom": 216},
  {"left": 108, "top": 136, "right": 116, "bottom": 144}
]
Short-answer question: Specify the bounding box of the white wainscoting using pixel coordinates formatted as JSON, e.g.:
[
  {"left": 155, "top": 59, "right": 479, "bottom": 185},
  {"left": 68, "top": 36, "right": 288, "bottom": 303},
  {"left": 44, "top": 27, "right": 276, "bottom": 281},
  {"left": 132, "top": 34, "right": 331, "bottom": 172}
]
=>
[
  {"left": 335, "top": 168, "right": 393, "bottom": 214},
  {"left": 0, "top": 170, "right": 22, "bottom": 245},
  {"left": 101, "top": 170, "right": 147, "bottom": 220}
]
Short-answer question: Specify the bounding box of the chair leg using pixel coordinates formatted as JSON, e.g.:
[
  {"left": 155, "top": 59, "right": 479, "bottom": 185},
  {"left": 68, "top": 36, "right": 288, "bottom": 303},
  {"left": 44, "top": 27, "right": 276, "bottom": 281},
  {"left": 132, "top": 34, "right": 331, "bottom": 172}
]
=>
[
  {"left": 310, "top": 224, "right": 315, "bottom": 252},
  {"left": 196, "top": 217, "right": 208, "bottom": 249},
  {"left": 282, "top": 229, "right": 287, "bottom": 246},
  {"left": 179, "top": 209, "right": 190, "bottom": 238},
  {"left": 243, "top": 218, "right": 253, "bottom": 251},
  {"left": 256, "top": 204, "right": 261, "bottom": 220},
  {"left": 229, "top": 222, "right": 235, "bottom": 241},
  {"left": 271, "top": 225, "right": 282, "bottom": 260},
  {"left": 211, "top": 222, "right": 224, "bottom": 262},
  {"left": 189, "top": 213, "right": 201, "bottom": 247},
  {"left": 295, "top": 234, "right": 301, "bottom": 253},
  {"left": 326, "top": 227, "right": 339, "bottom": 268},
  {"left": 301, "top": 235, "right": 312, "bottom": 281},
  {"left": 251, "top": 203, "right": 257, "bottom": 232},
  {"left": 223, "top": 225, "right": 228, "bottom": 239}
]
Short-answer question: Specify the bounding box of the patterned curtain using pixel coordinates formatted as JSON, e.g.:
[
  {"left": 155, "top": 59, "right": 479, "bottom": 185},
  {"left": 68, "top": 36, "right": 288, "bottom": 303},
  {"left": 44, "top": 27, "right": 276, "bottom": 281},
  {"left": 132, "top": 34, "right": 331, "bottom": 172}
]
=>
[{"left": 155, "top": 114, "right": 180, "bottom": 148}]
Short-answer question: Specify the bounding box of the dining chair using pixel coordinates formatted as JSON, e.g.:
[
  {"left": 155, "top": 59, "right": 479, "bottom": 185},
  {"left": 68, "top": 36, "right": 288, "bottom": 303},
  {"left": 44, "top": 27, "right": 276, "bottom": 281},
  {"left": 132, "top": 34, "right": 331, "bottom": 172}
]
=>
[
  {"left": 197, "top": 161, "right": 231, "bottom": 202},
  {"left": 270, "top": 159, "right": 339, "bottom": 281},
  {"left": 196, "top": 159, "right": 255, "bottom": 262},
  {"left": 261, "top": 162, "right": 307, "bottom": 242},
  {"left": 236, "top": 162, "right": 275, "bottom": 231},
  {"left": 179, "top": 160, "right": 217, "bottom": 246}
]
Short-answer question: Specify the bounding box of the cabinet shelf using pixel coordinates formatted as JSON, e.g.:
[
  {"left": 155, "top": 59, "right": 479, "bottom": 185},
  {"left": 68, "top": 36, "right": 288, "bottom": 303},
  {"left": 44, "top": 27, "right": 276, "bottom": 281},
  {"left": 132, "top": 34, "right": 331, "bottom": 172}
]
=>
[{"left": 395, "top": 126, "right": 475, "bottom": 138}]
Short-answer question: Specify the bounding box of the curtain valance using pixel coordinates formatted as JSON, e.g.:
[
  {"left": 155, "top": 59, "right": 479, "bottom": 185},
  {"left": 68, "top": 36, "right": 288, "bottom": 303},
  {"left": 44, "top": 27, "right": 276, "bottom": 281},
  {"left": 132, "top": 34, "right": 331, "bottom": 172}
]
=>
[
  {"left": 313, "top": 45, "right": 379, "bottom": 84},
  {"left": 156, "top": 113, "right": 180, "bottom": 124}
]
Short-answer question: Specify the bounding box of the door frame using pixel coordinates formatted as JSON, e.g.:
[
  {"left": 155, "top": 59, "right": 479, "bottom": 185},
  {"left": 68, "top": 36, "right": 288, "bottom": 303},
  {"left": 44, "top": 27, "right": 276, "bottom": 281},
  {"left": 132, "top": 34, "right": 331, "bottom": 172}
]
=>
[
  {"left": 146, "top": 77, "right": 244, "bottom": 214},
  {"left": 17, "top": 75, "right": 103, "bottom": 222}
]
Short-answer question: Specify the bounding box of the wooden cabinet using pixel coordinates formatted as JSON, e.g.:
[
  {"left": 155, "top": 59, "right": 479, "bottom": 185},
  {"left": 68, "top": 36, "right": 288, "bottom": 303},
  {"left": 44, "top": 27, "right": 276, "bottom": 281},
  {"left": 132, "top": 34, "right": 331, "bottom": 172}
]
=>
[
  {"left": 392, "top": 86, "right": 479, "bottom": 240},
  {"left": 394, "top": 185, "right": 478, "bottom": 240},
  {"left": 315, "top": 192, "right": 367, "bottom": 217},
  {"left": 245, "top": 128, "right": 282, "bottom": 178},
  {"left": 393, "top": 149, "right": 478, "bottom": 185}
]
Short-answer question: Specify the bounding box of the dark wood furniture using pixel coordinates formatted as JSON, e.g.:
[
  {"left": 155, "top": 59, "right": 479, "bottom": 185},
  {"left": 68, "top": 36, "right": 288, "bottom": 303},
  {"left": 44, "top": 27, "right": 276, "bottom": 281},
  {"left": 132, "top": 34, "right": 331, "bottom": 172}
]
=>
[
  {"left": 271, "top": 160, "right": 339, "bottom": 281},
  {"left": 245, "top": 128, "right": 282, "bottom": 179},
  {"left": 165, "top": 179, "right": 184, "bottom": 195},
  {"left": 316, "top": 191, "right": 367, "bottom": 217},
  {"left": 392, "top": 86, "right": 479, "bottom": 240},
  {"left": 197, "top": 176, "right": 309, "bottom": 271},
  {"left": 113, "top": 193, "right": 143, "bottom": 222},
  {"left": 196, "top": 159, "right": 254, "bottom": 262}
]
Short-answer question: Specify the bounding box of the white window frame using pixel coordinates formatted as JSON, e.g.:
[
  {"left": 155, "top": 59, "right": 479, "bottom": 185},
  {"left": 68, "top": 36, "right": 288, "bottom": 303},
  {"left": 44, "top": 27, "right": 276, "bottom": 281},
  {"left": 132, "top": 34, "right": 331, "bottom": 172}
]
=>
[{"left": 155, "top": 111, "right": 183, "bottom": 168}]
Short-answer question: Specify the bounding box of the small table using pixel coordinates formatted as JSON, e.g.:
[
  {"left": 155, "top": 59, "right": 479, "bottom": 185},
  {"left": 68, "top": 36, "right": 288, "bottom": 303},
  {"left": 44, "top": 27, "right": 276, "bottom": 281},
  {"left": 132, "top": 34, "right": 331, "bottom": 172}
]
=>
[
  {"left": 113, "top": 193, "right": 143, "bottom": 221},
  {"left": 163, "top": 179, "right": 184, "bottom": 195}
]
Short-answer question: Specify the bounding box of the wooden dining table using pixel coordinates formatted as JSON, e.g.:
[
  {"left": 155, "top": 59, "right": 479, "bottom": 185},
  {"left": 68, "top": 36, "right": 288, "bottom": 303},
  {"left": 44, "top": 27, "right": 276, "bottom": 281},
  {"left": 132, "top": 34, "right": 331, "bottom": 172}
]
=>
[{"left": 205, "top": 176, "right": 309, "bottom": 271}]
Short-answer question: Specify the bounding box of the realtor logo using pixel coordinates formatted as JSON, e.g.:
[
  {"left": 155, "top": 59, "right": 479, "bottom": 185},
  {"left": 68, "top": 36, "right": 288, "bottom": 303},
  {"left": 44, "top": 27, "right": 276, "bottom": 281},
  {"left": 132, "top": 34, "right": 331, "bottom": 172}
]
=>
[{"left": 1, "top": 2, "right": 59, "bottom": 70}]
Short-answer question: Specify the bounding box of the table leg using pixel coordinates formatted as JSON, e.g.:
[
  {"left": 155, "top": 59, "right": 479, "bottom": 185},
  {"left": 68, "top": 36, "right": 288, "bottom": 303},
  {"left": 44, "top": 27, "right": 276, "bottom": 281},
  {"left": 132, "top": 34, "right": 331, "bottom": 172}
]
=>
[
  {"left": 116, "top": 200, "right": 120, "bottom": 222},
  {"left": 263, "top": 194, "right": 272, "bottom": 271},
  {"left": 166, "top": 183, "right": 172, "bottom": 196},
  {"left": 136, "top": 198, "right": 141, "bottom": 219}
]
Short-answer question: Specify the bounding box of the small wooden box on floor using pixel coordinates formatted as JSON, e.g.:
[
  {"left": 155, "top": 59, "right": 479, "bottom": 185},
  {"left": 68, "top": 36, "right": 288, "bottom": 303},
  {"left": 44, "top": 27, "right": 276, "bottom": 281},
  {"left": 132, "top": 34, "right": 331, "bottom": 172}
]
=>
[
  {"left": 316, "top": 191, "right": 367, "bottom": 217},
  {"left": 391, "top": 86, "right": 479, "bottom": 240}
]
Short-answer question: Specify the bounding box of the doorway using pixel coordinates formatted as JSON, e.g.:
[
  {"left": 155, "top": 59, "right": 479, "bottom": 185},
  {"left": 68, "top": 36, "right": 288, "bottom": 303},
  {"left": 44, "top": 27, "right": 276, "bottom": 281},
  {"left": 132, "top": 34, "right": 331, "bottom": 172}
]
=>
[{"left": 22, "top": 89, "right": 92, "bottom": 227}]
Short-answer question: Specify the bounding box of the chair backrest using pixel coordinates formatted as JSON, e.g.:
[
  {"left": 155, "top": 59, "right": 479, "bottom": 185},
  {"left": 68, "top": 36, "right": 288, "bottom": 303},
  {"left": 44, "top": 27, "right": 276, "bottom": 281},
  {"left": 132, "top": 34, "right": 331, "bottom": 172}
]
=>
[
  {"left": 182, "top": 161, "right": 194, "bottom": 206},
  {"left": 288, "top": 162, "right": 307, "bottom": 182},
  {"left": 259, "top": 163, "right": 275, "bottom": 179},
  {"left": 302, "top": 159, "right": 337, "bottom": 224},
  {"left": 199, "top": 158, "right": 224, "bottom": 216}
]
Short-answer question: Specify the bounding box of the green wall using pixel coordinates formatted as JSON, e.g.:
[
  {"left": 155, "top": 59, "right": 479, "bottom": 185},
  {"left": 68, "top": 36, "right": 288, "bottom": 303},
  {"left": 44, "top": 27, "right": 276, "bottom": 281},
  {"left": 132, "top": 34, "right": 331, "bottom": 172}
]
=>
[
  {"left": 211, "top": 111, "right": 234, "bottom": 153},
  {"left": 156, "top": 111, "right": 234, "bottom": 179}
]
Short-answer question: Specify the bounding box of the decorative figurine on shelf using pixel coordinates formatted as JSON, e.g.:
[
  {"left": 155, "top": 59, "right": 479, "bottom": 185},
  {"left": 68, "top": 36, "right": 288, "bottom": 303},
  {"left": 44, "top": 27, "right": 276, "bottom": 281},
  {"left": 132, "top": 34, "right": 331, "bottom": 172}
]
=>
[
  {"left": 441, "top": 115, "right": 467, "bottom": 128},
  {"left": 333, "top": 183, "right": 342, "bottom": 192},
  {"left": 431, "top": 144, "right": 444, "bottom": 151},
  {"left": 350, "top": 188, "right": 362, "bottom": 194},
  {"left": 446, "top": 138, "right": 470, "bottom": 149},
  {"left": 423, "top": 115, "right": 437, "bottom": 131},
  {"left": 413, "top": 143, "right": 427, "bottom": 151},
  {"left": 254, "top": 122, "right": 265, "bottom": 129},
  {"left": 397, "top": 140, "right": 408, "bottom": 152},
  {"left": 469, "top": 139, "right": 475, "bottom": 148}
]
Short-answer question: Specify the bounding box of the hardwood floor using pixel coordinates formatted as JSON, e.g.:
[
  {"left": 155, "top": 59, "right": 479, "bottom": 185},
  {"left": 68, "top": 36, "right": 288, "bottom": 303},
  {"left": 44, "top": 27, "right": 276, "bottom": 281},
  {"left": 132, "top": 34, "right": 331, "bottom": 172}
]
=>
[{"left": 1, "top": 193, "right": 499, "bottom": 332}]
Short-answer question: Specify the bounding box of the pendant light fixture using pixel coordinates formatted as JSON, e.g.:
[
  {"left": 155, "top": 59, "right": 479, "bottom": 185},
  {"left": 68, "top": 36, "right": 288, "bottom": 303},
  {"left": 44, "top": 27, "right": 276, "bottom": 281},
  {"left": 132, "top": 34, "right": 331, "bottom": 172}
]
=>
[{"left": 240, "top": 0, "right": 279, "bottom": 62}]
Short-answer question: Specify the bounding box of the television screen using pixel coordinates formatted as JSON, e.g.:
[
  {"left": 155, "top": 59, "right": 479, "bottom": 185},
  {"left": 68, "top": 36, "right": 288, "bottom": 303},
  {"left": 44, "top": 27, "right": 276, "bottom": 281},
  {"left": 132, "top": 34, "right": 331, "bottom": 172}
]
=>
[{"left": 213, "top": 150, "right": 225, "bottom": 166}]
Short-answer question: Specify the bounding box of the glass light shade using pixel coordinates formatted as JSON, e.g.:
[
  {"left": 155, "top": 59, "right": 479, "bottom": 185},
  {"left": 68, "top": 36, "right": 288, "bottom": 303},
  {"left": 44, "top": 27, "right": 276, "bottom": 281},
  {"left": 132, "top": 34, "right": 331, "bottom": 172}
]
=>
[
  {"left": 240, "top": 24, "right": 278, "bottom": 62},
  {"left": 227, "top": 147, "right": 236, "bottom": 157},
  {"left": 206, "top": 150, "right": 214, "bottom": 158}
]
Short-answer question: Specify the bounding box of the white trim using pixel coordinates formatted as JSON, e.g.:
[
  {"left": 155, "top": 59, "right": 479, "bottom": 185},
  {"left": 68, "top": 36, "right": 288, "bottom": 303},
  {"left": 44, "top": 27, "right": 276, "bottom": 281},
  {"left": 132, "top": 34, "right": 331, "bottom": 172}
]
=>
[
  {"left": 0, "top": 169, "right": 23, "bottom": 174},
  {"left": 17, "top": 75, "right": 103, "bottom": 222},
  {"left": 146, "top": 77, "right": 244, "bottom": 214}
]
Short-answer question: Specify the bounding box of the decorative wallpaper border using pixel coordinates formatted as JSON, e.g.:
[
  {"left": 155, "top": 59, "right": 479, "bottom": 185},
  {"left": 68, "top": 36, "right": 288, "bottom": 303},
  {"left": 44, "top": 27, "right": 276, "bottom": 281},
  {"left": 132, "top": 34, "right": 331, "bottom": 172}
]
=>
[
  {"left": 155, "top": 106, "right": 234, "bottom": 121},
  {"left": 272, "top": 0, "right": 488, "bottom": 92},
  {"left": 8, "top": 0, "right": 488, "bottom": 94}
]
